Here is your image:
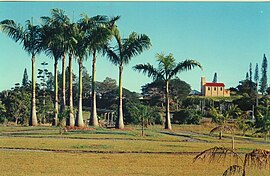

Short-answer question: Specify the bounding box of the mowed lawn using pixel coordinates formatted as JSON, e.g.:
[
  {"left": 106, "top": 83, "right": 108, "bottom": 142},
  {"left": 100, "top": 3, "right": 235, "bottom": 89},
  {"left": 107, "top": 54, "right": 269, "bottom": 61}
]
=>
[{"left": 1, "top": 125, "right": 270, "bottom": 176}]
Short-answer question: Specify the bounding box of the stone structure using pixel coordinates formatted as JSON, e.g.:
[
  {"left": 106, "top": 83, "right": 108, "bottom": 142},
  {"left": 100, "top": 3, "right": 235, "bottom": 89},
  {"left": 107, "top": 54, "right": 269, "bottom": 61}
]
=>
[{"left": 201, "top": 77, "right": 230, "bottom": 97}]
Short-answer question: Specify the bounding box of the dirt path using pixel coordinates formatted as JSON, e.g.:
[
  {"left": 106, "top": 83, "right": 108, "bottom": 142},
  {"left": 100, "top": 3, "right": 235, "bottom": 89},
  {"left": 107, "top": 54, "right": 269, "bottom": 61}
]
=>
[{"left": 0, "top": 146, "right": 202, "bottom": 155}]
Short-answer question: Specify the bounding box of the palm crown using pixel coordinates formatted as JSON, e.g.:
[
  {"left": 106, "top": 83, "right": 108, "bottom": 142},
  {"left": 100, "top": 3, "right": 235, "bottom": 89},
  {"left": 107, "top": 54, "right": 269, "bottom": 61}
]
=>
[
  {"left": 1, "top": 19, "right": 42, "bottom": 56},
  {"left": 134, "top": 53, "right": 202, "bottom": 81},
  {"left": 105, "top": 29, "right": 151, "bottom": 66}
]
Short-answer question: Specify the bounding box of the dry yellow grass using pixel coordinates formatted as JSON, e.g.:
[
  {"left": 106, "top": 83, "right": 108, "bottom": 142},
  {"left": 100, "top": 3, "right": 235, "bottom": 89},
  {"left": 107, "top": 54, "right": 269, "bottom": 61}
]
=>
[
  {"left": 1, "top": 151, "right": 269, "bottom": 176},
  {"left": 1, "top": 125, "right": 270, "bottom": 175}
]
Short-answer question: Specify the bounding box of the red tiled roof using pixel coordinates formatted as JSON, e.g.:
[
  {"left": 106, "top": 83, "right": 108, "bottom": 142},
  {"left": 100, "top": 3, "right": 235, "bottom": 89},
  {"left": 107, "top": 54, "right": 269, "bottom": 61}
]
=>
[{"left": 204, "top": 82, "right": 225, "bottom": 87}]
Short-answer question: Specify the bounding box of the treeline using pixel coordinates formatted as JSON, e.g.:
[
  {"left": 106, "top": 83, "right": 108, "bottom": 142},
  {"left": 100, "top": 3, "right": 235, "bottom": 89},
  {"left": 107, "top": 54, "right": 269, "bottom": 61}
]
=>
[{"left": 0, "top": 8, "right": 201, "bottom": 130}]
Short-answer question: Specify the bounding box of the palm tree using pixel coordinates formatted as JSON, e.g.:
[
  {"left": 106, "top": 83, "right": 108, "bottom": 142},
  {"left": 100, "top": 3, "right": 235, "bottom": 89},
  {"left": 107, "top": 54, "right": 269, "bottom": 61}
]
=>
[
  {"left": 48, "top": 9, "right": 71, "bottom": 117},
  {"left": 41, "top": 12, "right": 66, "bottom": 126},
  {"left": 0, "top": 19, "right": 42, "bottom": 126},
  {"left": 194, "top": 146, "right": 270, "bottom": 176},
  {"left": 104, "top": 28, "right": 151, "bottom": 129},
  {"left": 66, "top": 22, "right": 78, "bottom": 127},
  {"left": 134, "top": 53, "right": 202, "bottom": 130},
  {"left": 209, "top": 105, "right": 242, "bottom": 150},
  {"left": 73, "top": 23, "right": 88, "bottom": 127},
  {"left": 52, "top": 10, "right": 78, "bottom": 127},
  {"left": 209, "top": 106, "right": 231, "bottom": 140},
  {"left": 79, "top": 15, "right": 119, "bottom": 127}
]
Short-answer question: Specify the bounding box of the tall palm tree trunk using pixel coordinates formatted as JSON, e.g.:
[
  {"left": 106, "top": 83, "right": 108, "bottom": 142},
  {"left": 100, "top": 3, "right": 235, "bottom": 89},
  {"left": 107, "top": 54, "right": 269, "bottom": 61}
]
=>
[
  {"left": 60, "top": 54, "right": 66, "bottom": 114},
  {"left": 76, "top": 59, "right": 84, "bottom": 127},
  {"left": 67, "top": 53, "right": 74, "bottom": 126},
  {"left": 165, "top": 80, "right": 172, "bottom": 130},
  {"left": 53, "top": 59, "right": 59, "bottom": 126},
  {"left": 90, "top": 51, "right": 98, "bottom": 127},
  {"left": 29, "top": 55, "right": 38, "bottom": 126},
  {"left": 116, "top": 65, "right": 124, "bottom": 129}
]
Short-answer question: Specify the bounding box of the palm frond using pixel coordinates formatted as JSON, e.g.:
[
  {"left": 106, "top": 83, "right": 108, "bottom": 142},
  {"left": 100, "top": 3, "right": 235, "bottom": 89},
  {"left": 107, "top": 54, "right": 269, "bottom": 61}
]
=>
[
  {"left": 133, "top": 63, "right": 163, "bottom": 80},
  {"left": 40, "top": 16, "right": 51, "bottom": 26},
  {"left": 194, "top": 146, "right": 242, "bottom": 164},
  {"left": 245, "top": 149, "right": 270, "bottom": 169},
  {"left": 222, "top": 165, "right": 243, "bottom": 176},
  {"left": 169, "top": 59, "right": 202, "bottom": 79},
  {"left": 103, "top": 45, "right": 120, "bottom": 66},
  {"left": 0, "top": 19, "right": 24, "bottom": 43},
  {"left": 50, "top": 8, "right": 70, "bottom": 25},
  {"left": 122, "top": 32, "right": 151, "bottom": 65},
  {"left": 209, "top": 125, "right": 235, "bottom": 136},
  {"left": 86, "top": 26, "right": 111, "bottom": 53},
  {"left": 107, "top": 16, "right": 120, "bottom": 29}
]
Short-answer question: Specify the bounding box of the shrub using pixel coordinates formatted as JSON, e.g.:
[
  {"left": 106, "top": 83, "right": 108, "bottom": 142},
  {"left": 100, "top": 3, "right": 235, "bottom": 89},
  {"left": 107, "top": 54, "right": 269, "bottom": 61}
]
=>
[{"left": 172, "top": 109, "right": 202, "bottom": 124}]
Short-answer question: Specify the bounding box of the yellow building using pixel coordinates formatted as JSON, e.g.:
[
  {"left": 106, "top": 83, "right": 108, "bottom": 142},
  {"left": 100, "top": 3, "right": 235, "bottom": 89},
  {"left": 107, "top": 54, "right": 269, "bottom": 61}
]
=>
[{"left": 201, "top": 77, "right": 230, "bottom": 97}]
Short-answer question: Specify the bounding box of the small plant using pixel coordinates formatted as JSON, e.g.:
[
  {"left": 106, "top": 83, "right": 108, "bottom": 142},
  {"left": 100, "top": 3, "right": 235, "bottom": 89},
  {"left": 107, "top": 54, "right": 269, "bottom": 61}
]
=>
[{"left": 194, "top": 146, "right": 270, "bottom": 176}]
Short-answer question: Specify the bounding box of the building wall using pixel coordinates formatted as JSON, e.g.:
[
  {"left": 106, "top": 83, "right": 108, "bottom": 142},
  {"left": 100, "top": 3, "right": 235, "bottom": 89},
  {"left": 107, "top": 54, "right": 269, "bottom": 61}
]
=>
[
  {"left": 224, "top": 89, "right": 230, "bottom": 97},
  {"left": 204, "top": 86, "right": 211, "bottom": 96},
  {"left": 201, "top": 77, "right": 230, "bottom": 97},
  {"left": 217, "top": 86, "right": 224, "bottom": 96},
  {"left": 204, "top": 86, "right": 228, "bottom": 97}
]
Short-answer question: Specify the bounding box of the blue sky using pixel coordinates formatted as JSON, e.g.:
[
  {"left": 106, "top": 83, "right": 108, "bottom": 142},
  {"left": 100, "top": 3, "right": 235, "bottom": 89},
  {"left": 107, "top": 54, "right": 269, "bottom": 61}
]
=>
[{"left": 0, "top": 2, "right": 270, "bottom": 93}]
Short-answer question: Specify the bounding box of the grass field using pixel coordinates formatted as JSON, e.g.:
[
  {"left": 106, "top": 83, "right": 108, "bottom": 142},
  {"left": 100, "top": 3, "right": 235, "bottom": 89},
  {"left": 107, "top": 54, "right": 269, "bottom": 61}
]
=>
[{"left": 1, "top": 124, "right": 270, "bottom": 176}]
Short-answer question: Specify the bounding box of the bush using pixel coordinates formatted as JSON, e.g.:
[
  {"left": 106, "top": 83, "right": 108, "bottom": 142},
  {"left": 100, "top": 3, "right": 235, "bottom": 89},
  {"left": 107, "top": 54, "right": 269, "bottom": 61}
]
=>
[
  {"left": 124, "top": 102, "right": 162, "bottom": 125},
  {"left": 172, "top": 109, "right": 202, "bottom": 124},
  {"left": 0, "top": 116, "right": 7, "bottom": 124}
]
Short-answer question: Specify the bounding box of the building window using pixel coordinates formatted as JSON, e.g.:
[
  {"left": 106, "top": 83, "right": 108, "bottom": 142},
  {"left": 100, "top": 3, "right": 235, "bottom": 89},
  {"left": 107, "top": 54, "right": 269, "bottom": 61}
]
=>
[
  {"left": 220, "top": 87, "right": 223, "bottom": 91},
  {"left": 214, "top": 87, "right": 216, "bottom": 91},
  {"left": 208, "top": 87, "right": 210, "bottom": 91}
]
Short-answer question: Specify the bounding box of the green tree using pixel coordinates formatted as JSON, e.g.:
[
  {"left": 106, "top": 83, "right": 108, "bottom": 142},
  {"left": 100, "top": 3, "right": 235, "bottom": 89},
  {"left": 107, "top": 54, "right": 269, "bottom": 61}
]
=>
[
  {"left": 22, "top": 68, "right": 29, "bottom": 87},
  {"left": 79, "top": 14, "right": 119, "bottom": 127},
  {"left": 260, "top": 54, "right": 267, "bottom": 95},
  {"left": 245, "top": 72, "right": 249, "bottom": 80},
  {"left": 66, "top": 23, "right": 78, "bottom": 127},
  {"left": 134, "top": 53, "right": 202, "bottom": 130},
  {"left": 212, "top": 72, "right": 217, "bottom": 83},
  {"left": 131, "top": 104, "right": 153, "bottom": 136},
  {"left": 254, "top": 63, "right": 259, "bottom": 107},
  {"left": 44, "top": 9, "right": 74, "bottom": 124},
  {"left": 96, "top": 77, "right": 117, "bottom": 95},
  {"left": 73, "top": 23, "right": 88, "bottom": 127},
  {"left": 209, "top": 106, "right": 230, "bottom": 140},
  {"left": 104, "top": 28, "right": 151, "bottom": 129},
  {"left": 2, "top": 87, "right": 31, "bottom": 124},
  {"left": 172, "top": 108, "right": 201, "bottom": 125},
  {"left": 37, "top": 62, "right": 49, "bottom": 123},
  {"left": 82, "top": 66, "right": 91, "bottom": 100},
  {"left": 237, "top": 79, "right": 256, "bottom": 97},
  {"left": 0, "top": 100, "right": 6, "bottom": 119},
  {"left": 209, "top": 105, "right": 240, "bottom": 149},
  {"left": 254, "top": 114, "right": 270, "bottom": 141},
  {"left": 249, "top": 62, "right": 252, "bottom": 82},
  {"left": 41, "top": 10, "right": 68, "bottom": 126},
  {"left": 141, "top": 78, "right": 191, "bottom": 110},
  {"left": 0, "top": 19, "right": 42, "bottom": 126}
]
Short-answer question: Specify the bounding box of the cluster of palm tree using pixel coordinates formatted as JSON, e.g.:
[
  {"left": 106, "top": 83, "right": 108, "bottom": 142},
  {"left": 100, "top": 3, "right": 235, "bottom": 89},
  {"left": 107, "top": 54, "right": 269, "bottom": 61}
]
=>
[
  {"left": 0, "top": 8, "right": 152, "bottom": 129},
  {"left": 1, "top": 8, "right": 202, "bottom": 130}
]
